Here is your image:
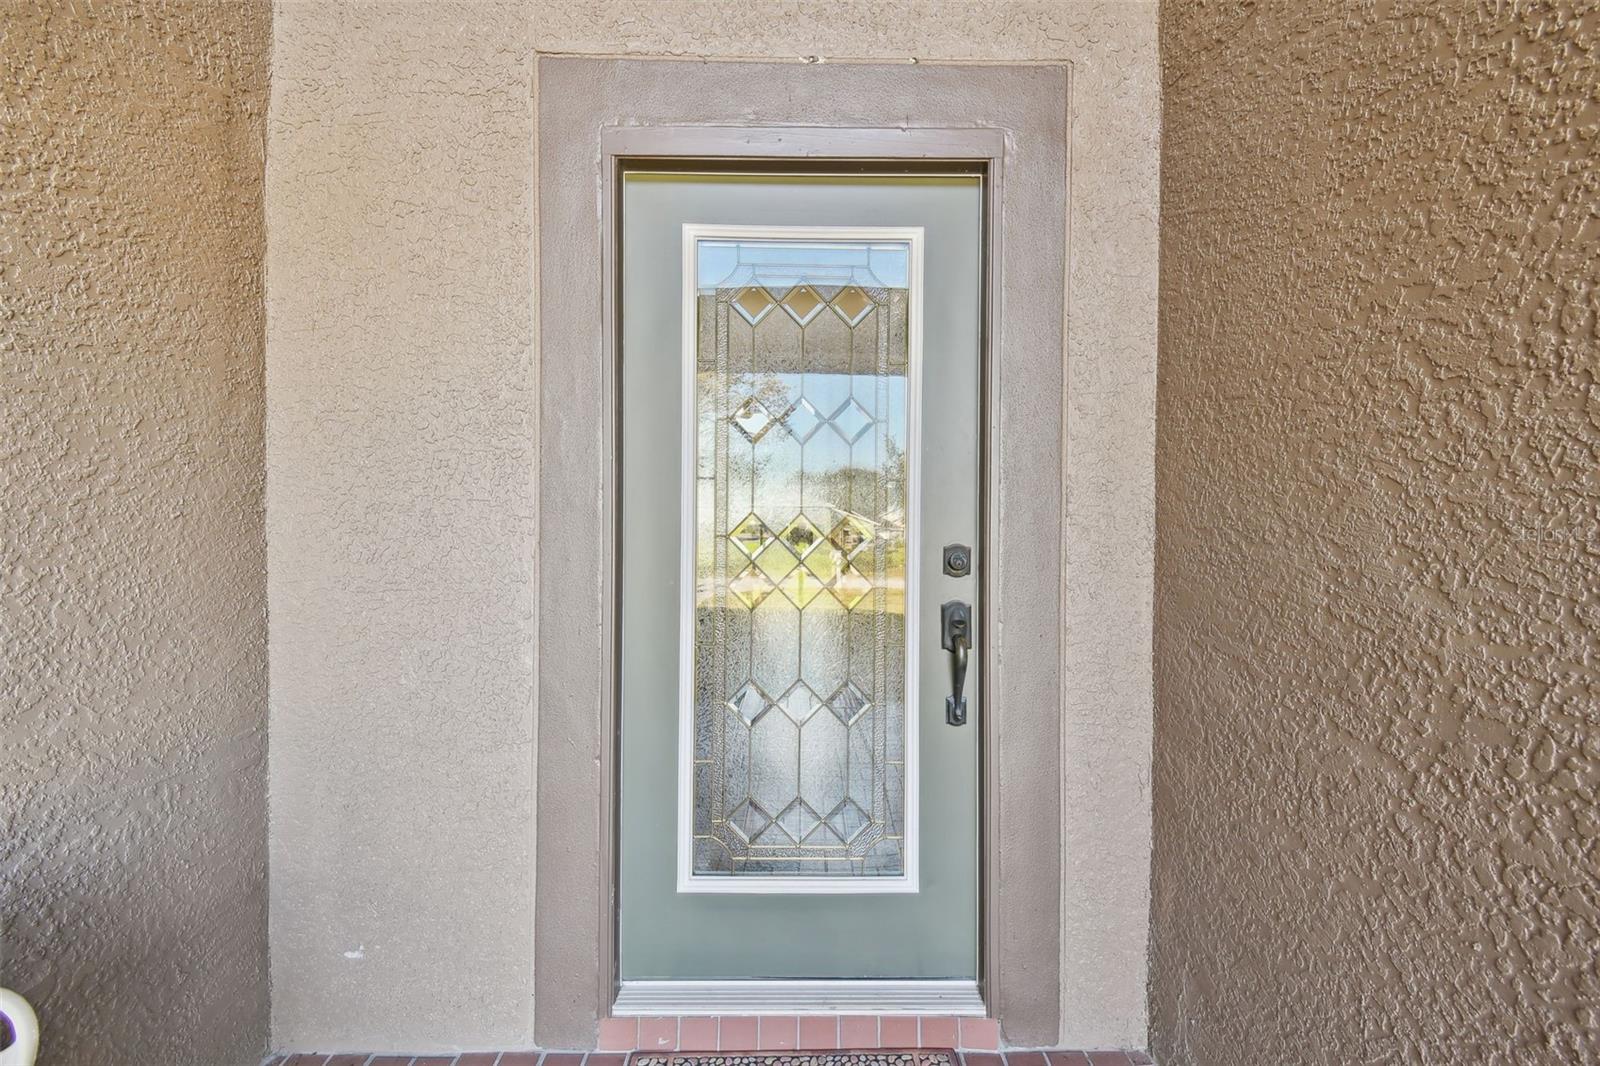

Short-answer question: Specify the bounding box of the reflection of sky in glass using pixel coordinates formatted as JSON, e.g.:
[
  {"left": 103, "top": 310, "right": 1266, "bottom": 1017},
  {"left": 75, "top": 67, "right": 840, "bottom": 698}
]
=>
[{"left": 699, "top": 239, "right": 909, "bottom": 291}]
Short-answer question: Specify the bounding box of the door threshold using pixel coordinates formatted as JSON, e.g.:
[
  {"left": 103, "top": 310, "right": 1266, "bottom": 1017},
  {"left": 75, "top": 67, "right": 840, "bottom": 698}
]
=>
[{"left": 612, "top": 979, "right": 985, "bottom": 1017}]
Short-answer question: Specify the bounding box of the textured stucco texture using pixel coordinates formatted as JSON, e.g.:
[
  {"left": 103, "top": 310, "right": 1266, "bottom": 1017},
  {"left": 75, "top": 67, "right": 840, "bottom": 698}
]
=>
[
  {"left": 267, "top": 0, "right": 1156, "bottom": 1053},
  {"left": 1, "top": 2, "right": 271, "bottom": 1065},
  {"left": 1152, "top": 3, "right": 1599, "bottom": 1065}
]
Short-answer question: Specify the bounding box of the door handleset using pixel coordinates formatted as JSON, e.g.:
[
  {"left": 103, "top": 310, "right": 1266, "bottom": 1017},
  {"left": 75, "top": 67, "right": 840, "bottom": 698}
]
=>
[{"left": 940, "top": 600, "right": 972, "bottom": 726}]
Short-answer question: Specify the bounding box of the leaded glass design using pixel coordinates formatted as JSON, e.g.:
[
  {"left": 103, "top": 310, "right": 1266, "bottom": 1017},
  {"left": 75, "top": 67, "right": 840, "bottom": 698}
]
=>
[{"left": 690, "top": 237, "right": 912, "bottom": 880}]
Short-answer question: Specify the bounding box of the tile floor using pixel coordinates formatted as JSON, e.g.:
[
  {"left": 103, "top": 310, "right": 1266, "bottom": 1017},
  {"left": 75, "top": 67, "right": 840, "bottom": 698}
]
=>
[
  {"left": 598, "top": 1016, "right": 1000, "bottom": 1053},
  {"left": 265, "top": 1014, "right": 1155, "bottom": 1066}
]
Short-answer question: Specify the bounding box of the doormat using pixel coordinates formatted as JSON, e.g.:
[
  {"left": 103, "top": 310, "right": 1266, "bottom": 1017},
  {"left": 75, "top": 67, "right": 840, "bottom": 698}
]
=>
[{"left": 634, "top": 1053, "right": 958, "bottom": 1066}]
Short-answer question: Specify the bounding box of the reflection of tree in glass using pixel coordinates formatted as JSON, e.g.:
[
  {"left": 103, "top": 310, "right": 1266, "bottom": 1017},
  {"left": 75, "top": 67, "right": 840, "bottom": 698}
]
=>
[
  {"left": 717, "top": 371, "right": 791, "bottom": 418},
  {"left": 811, "top": 436, "right": 905, "bottom": 516},
  {"left": 782, "top": 522, "right": 818, "bottom": 554}
]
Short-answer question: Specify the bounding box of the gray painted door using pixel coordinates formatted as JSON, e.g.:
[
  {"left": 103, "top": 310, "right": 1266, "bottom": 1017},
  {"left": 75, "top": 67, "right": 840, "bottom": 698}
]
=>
[{"left": 619, "top": 173, "right": 981, "bottom": 979}]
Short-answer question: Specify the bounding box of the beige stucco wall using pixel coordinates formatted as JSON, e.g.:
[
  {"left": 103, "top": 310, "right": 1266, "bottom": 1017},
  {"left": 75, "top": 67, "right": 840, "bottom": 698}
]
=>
[
  {"left": 267, "top": 0, "right": 1156, "bottom": 1052},
  {"left": 1, "top": 3, "right": 271, "bottom": 1064},
  {"left": 1152, "top": 3, "right": 1599, "bottom": 1065}
]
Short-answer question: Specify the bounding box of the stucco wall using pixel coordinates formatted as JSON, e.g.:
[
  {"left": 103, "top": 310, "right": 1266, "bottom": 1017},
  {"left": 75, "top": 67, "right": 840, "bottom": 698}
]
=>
[
  {"left": 1152, "top": 4, "right": 1599, "bottom": 1065},
  {"left": 1, "top": 3, "right": 271, "bottom": 1065},
  {"left": 267, "top": 0, "right": 1156, "bottom": 1052}
]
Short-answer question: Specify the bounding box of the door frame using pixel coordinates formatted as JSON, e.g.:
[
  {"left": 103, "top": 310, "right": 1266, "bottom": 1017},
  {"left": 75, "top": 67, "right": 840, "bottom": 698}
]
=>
[
  {"left": 535, "top": 57, "right": 1069, "bottom": 1049},
  {"left": 607, "top": 143, "right": 993, "bottom": 1009}
]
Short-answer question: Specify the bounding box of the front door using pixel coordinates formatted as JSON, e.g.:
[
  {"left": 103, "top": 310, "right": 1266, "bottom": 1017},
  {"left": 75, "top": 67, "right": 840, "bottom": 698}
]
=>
[{"left": 617, "top": 171, "right": 982, "bottom": 988}]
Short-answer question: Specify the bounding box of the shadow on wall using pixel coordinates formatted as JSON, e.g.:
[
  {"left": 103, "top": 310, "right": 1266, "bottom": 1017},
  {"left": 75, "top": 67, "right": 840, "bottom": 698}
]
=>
[{"left": 1, "top": 3, "right": 272, "bottom": 1065}]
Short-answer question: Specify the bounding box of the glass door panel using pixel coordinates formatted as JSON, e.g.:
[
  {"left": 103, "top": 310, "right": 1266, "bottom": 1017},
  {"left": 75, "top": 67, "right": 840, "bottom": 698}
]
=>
[{"left": 685, "top": 232, "right": 921, "bottom": 889}]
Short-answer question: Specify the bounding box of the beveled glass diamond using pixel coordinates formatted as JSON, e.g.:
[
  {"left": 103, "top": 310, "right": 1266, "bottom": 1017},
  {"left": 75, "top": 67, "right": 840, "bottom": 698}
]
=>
[
  {"left": 729, "top": 563, "right": 773, "bottom": 609},
  {"left": 780, "top": 284, "right": 825, "bottom": 326},
  {"left": 826, "top": 515, "right": 874, "bottom": 560},
  {"left": 828, "top": 396, "right": 875, "bottom": 444},
  {"left": 729, "top": 799, "right": 772, "bottom": 842},
  {"left": 783, "top": 396, "right": 823, "bottom": 442},
  {"left": 727, "top": 681, "right": 770, "bottom": 725},
  {"left": 733, "top": 286, "right": 776, "bottom": 325},
  {"left": 777, "top": 515, "right": 824, "bottom": 559},
  {"left": 776, "top": 567, "right": 825, "bottom": 609},
  {"left": 732, "top": 397, "right": 775, "bottom": 443},
  {"left": 829, "top": 680, "right": 871, "bottom": 725},
  {"left": 777, "top": 680, "right": 826, "bottom": 724},
  {"left": 729, "top": 513, "right": 774, "bottom": 559},
  {"left": 831, "top": 285, "right": 874, "bottom": 327},
  {"left": 826, "top": 798, "right": 870, "bottom": 843}
]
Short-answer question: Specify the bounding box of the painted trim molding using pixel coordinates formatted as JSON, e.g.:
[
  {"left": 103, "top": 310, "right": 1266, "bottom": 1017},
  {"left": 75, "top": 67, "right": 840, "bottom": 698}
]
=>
[
  {"left": 613, "top": 980, "right": 985, "bottom": 1018},
  {"left": 536, "top": 57, "right": 1068, "bottom": 1049}
]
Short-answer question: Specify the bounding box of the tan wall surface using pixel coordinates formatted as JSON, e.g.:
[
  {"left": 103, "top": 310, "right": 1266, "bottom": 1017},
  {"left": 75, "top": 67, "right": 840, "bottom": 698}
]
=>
[
  {"left": 267, "top": 0, "right": 1156, "bottom": 1052},
  {"left": 1152, "top": 4, "right": 1599, "bottom": 1064},
  {"left": 1, "top": 2, "right": 271, "bottom": 1064},
  {"left": 265, "top": 1, "right": 540, "bottom": 1052}
]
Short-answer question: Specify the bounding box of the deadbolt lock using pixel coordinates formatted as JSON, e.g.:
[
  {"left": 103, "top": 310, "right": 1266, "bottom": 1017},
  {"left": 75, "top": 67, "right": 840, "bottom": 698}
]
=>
[{"left": 943, "top": 543, "right": 972, "bottom": 577}]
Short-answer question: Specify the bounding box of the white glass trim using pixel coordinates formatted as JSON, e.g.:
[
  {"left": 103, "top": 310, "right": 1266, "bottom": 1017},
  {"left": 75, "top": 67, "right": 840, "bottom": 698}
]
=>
[{"left": 676, "top": 223, "right": 925, "bottom": 895}]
